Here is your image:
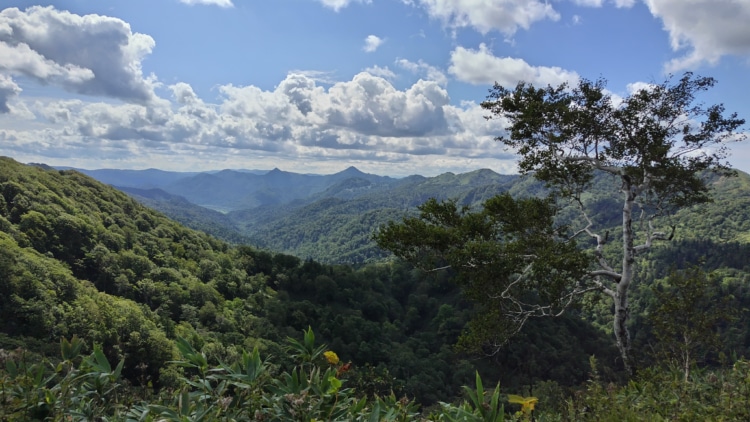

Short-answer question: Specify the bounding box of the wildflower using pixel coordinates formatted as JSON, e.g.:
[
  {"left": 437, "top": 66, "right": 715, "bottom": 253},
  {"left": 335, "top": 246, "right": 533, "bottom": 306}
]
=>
[
  {"left": 324, "top": 350, "right": 339, "bottom": 365},
  {"left": 508, "top": 394, "right": 538, "bottom": 414},
  {"left": 336, "top": 362, "right": 352, "bottom": 376}
]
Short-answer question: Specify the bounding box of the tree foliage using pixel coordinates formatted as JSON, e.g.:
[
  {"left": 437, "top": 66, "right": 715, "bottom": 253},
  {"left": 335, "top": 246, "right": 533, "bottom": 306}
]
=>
[
  {"left": 375, "top": 194, "right": 591, "bottom": 352},
  {"left": 648, "top": 268, "right": 738, "bottom": 381},
  {"left": 478, "top": 72, "right": 746, "bottom": 374},
  {"left": 484, "top": 73, "right": 744, "bottom": 204}
]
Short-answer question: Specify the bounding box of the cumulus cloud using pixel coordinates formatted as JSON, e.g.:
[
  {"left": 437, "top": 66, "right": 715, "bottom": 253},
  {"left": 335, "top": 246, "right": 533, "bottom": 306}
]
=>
[
  {"left": 4, "top": 71, "right": 516, "bottom": 174},
  {"left": 0, "top": 73, "right": 21, "bottom": 113},
  {"left": 179, "top": 0, "right": 234, "bottom": 7},
  {"left": 626, "top": 81, "right": 655, "bottom": 94},
  {"left": 0, "top": 6, "right": 157, "bottom": 103},
  {"left": 363, "top": 65, "right": 396, "bottom": 80},
  {"left": 449, "top": 43, "right": 579, "bottom": 87},
  {"left": 406, "top": 0, "right": 559, "bottom": 35},
  {"left": 38, "top": 99, "right": 83, "bottom": 123},
  {"left": 0, "top": 40, "right": 94, "bottom": 84},
  {"left": 323, "top": 73, "right": 451, "bottom": 137},
  {"left": 287, "top": 69, "right": 338, "bottom": 84},
  {"left": 363, "top": 35, "right": 384, "bottom": 52},
  {"left": 277, "top": 73, "right": 321, "bottom": 116},
  {"left": 396, "top": 58, "right": 448, "bottom": 86},
  {"left": 644, "top": 0, "right": 750, "bottom": 71},
  {"left": 171, "top": 83, "right": 200, "bottom": 105},
  {"left": 316, "top": 0, "right": 372, "bottom": 12}
]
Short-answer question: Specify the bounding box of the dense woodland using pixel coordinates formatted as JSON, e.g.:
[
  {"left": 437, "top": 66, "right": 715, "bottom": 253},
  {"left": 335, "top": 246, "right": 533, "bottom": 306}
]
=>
[
  {"left": 2, "top": 156, "right": 750, "bottom": 420},
  {"left": 81, "top": 166, "right": 522, "bottom": 263}
]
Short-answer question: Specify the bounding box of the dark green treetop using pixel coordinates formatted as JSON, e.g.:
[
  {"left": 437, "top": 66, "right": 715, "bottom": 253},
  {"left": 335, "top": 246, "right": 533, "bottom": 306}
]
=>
[{"left": 482, "top": 72, "right": 745, "bottom": 206}]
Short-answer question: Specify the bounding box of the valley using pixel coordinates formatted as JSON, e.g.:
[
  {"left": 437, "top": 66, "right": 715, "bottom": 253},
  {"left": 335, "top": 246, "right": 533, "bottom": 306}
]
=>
[{"left": 2, "top": 156, "right": 750, "bottom": 419}]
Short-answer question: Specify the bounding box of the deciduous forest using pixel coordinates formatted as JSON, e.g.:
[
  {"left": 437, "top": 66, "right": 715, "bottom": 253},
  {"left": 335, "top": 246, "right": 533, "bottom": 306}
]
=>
[
  {"left": 2, "top": 73, "right": 750, "bottom": 421},
  {"left": 2, "top": 151, "right": 750, "bottom": 420}
]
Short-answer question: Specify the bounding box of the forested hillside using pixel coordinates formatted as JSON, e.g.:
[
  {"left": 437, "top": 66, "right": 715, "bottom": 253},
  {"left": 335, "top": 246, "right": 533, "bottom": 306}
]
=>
[
  {"left": 85, "top": 165, "right": 750, "bottom": 266},
  {"left": 0, "top": 157, "right": 618, "bottom": 406},
  {"left": 3, "top": 157, "right": 750, "bottom": 420},
  {"left": 81, "top": 166, "right": 521, "bottom": 262},
  {"left": 232, "top": 170, "right": 521, "bottom": 262}
]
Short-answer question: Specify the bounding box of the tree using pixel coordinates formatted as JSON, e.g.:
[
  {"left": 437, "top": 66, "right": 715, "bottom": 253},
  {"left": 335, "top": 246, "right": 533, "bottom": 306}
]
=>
[
  {"left": 375, "top": 194, "right": 592, "bottom": 353},
  {"left": 481, "top": 72, "right": 745, "bottom": 374},
  {"left": 377, "top": 73, "right": 745, "bottom": 375},
  {"left": 649, "top": 268, "right": 736, "bottom": 381}
]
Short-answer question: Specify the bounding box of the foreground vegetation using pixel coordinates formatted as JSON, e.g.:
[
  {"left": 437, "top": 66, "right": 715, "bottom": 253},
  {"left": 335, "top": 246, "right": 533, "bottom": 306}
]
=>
[{"left": 3, "top": 331, "right": 750, "bottom": 421}]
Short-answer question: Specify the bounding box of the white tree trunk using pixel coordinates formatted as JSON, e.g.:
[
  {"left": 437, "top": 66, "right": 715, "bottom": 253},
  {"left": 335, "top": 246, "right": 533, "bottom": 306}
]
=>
[{"left": 614, "top": 179, "right": 636, "bottom": 375}]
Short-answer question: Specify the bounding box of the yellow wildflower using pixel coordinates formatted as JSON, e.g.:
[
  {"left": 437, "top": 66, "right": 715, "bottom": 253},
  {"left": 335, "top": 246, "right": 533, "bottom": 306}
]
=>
[
  {"left": 507, "top": 394, "right": 538, "bottom": 414},
  {"left": 323, "top": 350, "right": 339, "bottom": 365}
]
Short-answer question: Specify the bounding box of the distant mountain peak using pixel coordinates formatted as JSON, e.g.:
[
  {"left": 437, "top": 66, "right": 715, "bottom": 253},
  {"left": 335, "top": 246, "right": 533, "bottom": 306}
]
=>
[{"left": 338, "top": 166, "right": 364, "bottom": 175}]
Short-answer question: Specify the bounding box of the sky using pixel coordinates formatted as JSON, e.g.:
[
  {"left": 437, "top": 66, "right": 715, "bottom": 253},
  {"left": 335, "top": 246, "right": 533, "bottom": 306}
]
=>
[{"left": 0, "top": 0, "right": 749, "bottom": 177}]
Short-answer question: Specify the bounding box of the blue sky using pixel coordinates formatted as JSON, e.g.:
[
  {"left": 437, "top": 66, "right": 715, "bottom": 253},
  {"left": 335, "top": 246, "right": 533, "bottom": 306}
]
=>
[{"left": 1, "top": 0, "right": 749, "bottom": 176}]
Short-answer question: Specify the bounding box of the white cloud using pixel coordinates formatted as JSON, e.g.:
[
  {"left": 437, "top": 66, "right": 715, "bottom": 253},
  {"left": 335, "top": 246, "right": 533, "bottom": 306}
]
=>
[
  {"left": 572, "top": 0, "right": 603, "bottom": 6},
  {"left": 363, "top": 65, "right": 396, "bottom": 80},
  {"left": 38, "top": 99, "right": 83, "bottom": 123},
  {"left": 277, "top": 73, "right": 321, "bottom": 116},
  {"left": 0, "top": 73, "right": 21, "bottom": 113},
  {"left": 449, "top": 43, "right": 579, "bottom": 87},
  {"left": 324, "top": 73, "right": 451, "bottom": 137},
  {"left": 287, "top": 69, "right": 338, "bottom": 84},
  {"left": 396, "top": 58, "right": 448, "bottom": 86},
  {"left": 644, "top": 0, "right": 750, "bottom": 71},
  {"left": 406, "top": 0, "right": 560, "bottom": 35},
  {"left": 571, "top": 0, "right": 635, "bottom": 7},
  {"left": 179, "top": 0, "right": 234, "bottom": 7},
  {"left": 3, "top": 72, "right": 517, "bottom": 174},
  {"left": 316, "top": 0, "right": 372, "bottom": 12},
  {"left": 0, "top": 41, "right": 94, "bottom": 84},
  {"left": 171, "top": 83, "right": 200, "bottom": 105},
  {"left": 363, "top": 35, "right": 384, "bottom": 52},
  {"left": 0, "top": 6, "right": 157, "bottom": 103},
  {"left": 626, "top": 81, "right": 655, "bottom": 94}
]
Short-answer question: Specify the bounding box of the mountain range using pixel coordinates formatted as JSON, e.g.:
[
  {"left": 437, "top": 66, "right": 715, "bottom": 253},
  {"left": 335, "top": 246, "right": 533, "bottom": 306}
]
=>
[
  {"left": 67, "top": 166, "right": 522, "bottom": 262},
  {"left": 67, "top": 165, "right": 750, "bottom": 264}
]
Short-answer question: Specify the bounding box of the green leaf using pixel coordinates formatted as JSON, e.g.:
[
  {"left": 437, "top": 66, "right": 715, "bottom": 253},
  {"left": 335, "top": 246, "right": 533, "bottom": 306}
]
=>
[
  {"left": 60, "top": 335, "right": 83, "bottom": 361},
  {"left": 327, "top": 375, "right": 342, "bottom": 394},
  {"left": 5, "top": 359, "right": 17, "bottom": 378},
  {"left": 93, "top": 344, "right": 112, "bottom": 373}
]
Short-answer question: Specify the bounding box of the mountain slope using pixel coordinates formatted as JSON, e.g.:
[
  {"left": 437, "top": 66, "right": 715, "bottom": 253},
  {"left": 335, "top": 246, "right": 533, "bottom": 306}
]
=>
[
  {"left": 116, "top": 185, "right": 251, "bottom": 244},
  {"left": 228, "top": 169, "right": 520, "bottom": 262},
  {"left": 63, "top": 167, "right": 201, "bottom": 189},
  {"left": 64, "top": 161, "right": 750, "bottom": 268},
  {"left": 164, "top": 166, "right": 395, "bottom": 212},
  {"left": 1, "top": 156, "right": 626, "bottom": 404}
]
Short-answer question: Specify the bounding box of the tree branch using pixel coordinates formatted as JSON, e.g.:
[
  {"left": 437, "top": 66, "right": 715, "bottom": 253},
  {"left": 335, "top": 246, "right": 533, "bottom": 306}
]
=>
[
  {"left": 561, "top": 155, "right": 622, "bottom": 174},
  {"left": 570, "top": 197, "right": 616, "bottom": 273},
  {"left": 634, "top": 221, "right": 675, "bottom": 253}
]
